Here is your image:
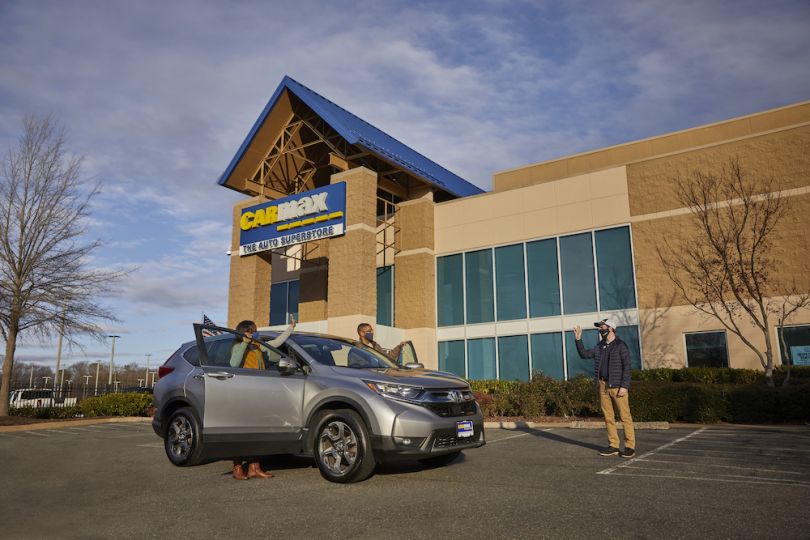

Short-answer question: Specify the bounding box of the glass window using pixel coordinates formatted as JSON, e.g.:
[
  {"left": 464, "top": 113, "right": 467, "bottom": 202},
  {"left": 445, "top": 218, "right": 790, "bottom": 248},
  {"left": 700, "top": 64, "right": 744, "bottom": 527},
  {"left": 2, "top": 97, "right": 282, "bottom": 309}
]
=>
[
  {"left": 270, "top": 281, "right": 299, "bottom": 326},
  {"left": 376, "top": 265, "right": 394, "bottom": 326},
  {"left": 531, "top": 332, "right": 564, "bottom": 380},
  {"left": 467, "top": 338, "right": 497, "bottom": 380},
  {"left": 465, "top": 249, "right": 494, "bottom": 324},
  {"left": 437, "top": 255, "right": 464, "bottom": 326},
  {"left": 438, "top": 341, "right": 466, "bottom": 377},
  {"left": 615, "top": 325, "right": 642, "bottom": 370},
  {"left": 685, "top": 331, "right": 729, "bottom": 368},
  {"left": 778, "top": 325, "right": 810, "bottom": 366},
  {"left": 565, "top": 329, "right": 599, "bottom": 379},
  {"left": 527, "top": 238, "right": 561, "bottom": 317},
  {"left": 560, "top": 233, "right": 597, "bottom": 314},
  {"left": 495, "top": 244, "right": 527, "bottom": 321},
  {"left": 498, "top": 335, "right": 529, "bottom": 381},
  {"left": 595, "top": 227, "right": 636, "bottom": 310}
]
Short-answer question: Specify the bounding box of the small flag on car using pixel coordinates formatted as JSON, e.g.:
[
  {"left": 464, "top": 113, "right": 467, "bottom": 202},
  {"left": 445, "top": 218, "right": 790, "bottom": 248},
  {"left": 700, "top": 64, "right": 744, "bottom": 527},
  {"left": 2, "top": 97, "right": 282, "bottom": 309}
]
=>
[{"left": 201, "top": 314, "right": 223, "bottom": 337}]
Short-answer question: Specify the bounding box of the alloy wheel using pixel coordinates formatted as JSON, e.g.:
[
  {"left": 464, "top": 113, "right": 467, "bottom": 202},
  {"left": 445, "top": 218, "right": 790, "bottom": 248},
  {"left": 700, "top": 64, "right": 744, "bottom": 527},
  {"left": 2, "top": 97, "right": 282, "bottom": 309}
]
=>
[
  {"left": 318, "top": 420, "right": 358, "bottom": 476},
  {"left": 168, "top": 415, "right": 193, "bottom": 460}
]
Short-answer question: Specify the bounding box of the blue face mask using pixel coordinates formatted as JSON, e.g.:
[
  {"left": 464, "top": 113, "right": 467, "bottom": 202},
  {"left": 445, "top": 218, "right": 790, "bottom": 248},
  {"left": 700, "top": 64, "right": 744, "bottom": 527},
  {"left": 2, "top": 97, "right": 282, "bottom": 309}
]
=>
[{"left": 364, "top": 332, "right": 374, "bottom": 342}]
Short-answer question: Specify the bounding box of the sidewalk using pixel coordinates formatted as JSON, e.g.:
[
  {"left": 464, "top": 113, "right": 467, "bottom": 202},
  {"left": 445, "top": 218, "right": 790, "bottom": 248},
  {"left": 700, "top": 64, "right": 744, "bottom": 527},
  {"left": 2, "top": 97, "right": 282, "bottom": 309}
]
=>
[{"left": 0, "top": 416, "right": 150, "bottom": 433}]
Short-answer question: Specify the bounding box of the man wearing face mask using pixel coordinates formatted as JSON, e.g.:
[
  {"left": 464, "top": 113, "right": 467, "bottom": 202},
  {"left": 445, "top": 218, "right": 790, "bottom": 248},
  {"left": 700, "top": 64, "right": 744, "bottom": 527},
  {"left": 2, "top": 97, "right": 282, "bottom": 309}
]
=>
[
  {"left": 574, "top": 318, "right": 635, "bottom": 458},
  {"left": 356, "top": 323, "right": 406, "bottom": 364}
]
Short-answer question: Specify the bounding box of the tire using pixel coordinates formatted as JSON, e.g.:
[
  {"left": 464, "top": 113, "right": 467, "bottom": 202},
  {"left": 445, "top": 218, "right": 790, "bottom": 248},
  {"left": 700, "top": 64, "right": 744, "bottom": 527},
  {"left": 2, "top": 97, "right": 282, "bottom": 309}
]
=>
[
  {"left": 312, "top": 409, "right": 376, "bottom": 483},
  {"left": 419, "top": 451, "right": 461, "bottom": 468},
  {"left": 164, "top": 407, "right": 203, "bottom": 466}
]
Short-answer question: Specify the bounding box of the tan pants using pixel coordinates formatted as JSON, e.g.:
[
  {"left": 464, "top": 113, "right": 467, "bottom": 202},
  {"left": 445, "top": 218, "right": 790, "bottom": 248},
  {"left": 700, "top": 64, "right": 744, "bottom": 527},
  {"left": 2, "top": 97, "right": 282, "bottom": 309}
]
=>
[{"left": 599, "top": 379, "right": 635, "bottom": 449}]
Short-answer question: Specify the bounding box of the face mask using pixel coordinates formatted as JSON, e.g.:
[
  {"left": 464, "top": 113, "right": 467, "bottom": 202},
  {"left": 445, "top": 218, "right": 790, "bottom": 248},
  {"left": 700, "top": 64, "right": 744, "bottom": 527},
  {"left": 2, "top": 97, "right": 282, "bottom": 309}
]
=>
[
  {"left": 599, "top": 329, "right": 610, "bottom": 338},
  {"left": 364, "top": 332, "right": 374, "bottom": 341}
]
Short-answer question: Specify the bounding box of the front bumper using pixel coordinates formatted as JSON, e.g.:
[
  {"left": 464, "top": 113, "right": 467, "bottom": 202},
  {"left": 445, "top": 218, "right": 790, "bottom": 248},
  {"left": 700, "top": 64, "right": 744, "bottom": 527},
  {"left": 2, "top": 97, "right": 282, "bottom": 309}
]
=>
[{"left": 370, "top": 408, "right": 486, "bottom": 461}]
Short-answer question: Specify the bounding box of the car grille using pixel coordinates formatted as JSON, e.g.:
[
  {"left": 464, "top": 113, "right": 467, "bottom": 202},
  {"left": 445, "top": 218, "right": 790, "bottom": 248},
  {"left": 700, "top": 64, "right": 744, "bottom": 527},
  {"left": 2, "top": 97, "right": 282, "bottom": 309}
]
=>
[
  {"left": 432, "top": 427, "right": 480, "bottom": 449},
  {"left": 424, "top": 401, "right": 477, "bottom": 418}
]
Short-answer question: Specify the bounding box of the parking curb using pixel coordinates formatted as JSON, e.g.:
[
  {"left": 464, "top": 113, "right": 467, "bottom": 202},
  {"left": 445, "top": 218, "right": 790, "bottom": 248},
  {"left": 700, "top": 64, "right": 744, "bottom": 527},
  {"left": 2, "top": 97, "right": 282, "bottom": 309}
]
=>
[{"left": 0, "top": 416, "right": 151, "bottom": 433}]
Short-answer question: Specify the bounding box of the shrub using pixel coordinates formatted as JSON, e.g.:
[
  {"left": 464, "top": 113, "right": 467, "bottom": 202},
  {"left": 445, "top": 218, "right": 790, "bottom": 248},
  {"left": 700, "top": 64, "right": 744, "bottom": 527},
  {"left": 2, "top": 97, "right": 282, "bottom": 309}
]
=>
[
  {"left": 78, "top": 393, "right": 154, "bottom": 417},
  {"left": 629, "top": 382, "right": 728, "bottom": 422},
  {"left": 10, "top": 406, "right": 82, "bottom": 419}
]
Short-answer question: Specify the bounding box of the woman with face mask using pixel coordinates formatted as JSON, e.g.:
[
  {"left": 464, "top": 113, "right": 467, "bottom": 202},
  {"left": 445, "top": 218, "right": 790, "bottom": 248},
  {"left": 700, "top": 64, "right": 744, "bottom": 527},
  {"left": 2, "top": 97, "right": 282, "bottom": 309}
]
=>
[{"left": 228, "top": 314, "right": 296, "bottom": 479}]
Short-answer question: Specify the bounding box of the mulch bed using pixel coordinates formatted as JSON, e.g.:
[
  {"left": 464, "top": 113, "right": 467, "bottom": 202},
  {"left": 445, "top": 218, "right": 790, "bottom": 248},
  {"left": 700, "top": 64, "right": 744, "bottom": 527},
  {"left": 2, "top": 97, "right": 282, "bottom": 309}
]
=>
[{"left": 0, "top": 416, "right": 57, "bottom": 426}]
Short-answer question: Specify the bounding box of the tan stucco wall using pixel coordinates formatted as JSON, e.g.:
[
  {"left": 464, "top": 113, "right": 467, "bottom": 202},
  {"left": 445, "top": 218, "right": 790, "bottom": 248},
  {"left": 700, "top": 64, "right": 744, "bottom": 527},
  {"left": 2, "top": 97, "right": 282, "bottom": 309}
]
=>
[
  {"left": 640, "top": 300, "right": 810, "bottom": 369},
  {"left": 434, "top": 166, "right": 630, "bottom": 254},
  {"left": 493, "top": 101, "right": 810, "bottom": 193}
]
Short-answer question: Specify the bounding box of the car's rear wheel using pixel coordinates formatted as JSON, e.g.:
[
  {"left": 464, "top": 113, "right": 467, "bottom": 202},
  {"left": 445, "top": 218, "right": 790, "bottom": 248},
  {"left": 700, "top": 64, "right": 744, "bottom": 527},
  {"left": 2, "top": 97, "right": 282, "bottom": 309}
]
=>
[
  {"left": 164, "top": 407, "right": 203, "bottom": 466},
  {"left": 312, "top": 409, "right": 375, "bottom": 483},
  {"left": 419, "top": 450, "right": 462, "bottom": 467}
]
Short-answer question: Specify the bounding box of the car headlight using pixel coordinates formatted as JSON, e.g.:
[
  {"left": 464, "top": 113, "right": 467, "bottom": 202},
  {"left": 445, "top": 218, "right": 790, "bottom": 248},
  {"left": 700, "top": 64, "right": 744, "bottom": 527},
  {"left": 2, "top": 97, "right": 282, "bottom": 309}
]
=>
[{"left": 364, "top": 381, "right": 424, "bottom": 401}]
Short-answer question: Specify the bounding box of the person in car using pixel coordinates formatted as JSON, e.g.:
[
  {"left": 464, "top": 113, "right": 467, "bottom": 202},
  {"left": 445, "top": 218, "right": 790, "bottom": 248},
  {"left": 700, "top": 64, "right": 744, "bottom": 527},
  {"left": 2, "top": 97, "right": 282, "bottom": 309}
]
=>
[
  {"left": 229, "top": 314, "right": 296, "bottom": 480},
  {"left": 355, "top": 323, "right": 406, "bottom": 364}
]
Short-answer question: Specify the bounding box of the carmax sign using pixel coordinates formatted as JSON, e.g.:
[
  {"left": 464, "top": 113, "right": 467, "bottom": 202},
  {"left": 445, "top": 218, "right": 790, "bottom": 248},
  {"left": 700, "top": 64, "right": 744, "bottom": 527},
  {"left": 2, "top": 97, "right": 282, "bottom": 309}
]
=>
[{"left": 238, "top": 183, "right": 346, "bottom": 256}]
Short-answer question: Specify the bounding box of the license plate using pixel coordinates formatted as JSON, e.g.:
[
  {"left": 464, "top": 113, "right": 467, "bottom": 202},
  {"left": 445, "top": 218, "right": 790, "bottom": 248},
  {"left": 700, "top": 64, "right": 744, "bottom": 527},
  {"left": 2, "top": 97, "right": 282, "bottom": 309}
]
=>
[{"left": 456, "top": 420, "right": 474, "bottom": 438}]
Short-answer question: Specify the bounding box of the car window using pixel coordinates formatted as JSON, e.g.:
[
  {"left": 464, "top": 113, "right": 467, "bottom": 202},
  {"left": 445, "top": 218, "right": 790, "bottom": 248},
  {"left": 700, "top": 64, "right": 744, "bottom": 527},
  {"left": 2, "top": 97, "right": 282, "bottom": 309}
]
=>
[
  {"left": 182, "top": 345, "right": 200, "bottom": 365},
  {"left": 198, "top": 331, "right": 284, "bottom": 370},
  {"left": 292, "top": 335, "right": 398, "bottom": 369},
  {"left": 398, "top": 341, "right": 418, "bottom": 366}
]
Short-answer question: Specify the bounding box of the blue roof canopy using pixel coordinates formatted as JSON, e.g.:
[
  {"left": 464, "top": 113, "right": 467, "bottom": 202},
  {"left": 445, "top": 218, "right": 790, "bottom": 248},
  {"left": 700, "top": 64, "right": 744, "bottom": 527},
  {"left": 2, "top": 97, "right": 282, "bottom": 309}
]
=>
[{"left": 217, "top": 76, "right": 484, "bottom": 198}]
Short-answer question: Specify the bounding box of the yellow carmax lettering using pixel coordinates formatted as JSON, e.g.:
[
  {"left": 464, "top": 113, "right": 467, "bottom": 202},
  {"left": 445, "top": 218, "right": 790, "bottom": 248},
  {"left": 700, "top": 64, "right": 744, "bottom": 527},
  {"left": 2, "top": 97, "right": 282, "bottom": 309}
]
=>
[{"left": 240, "top": 211, "right": 255, "bottom": 231}]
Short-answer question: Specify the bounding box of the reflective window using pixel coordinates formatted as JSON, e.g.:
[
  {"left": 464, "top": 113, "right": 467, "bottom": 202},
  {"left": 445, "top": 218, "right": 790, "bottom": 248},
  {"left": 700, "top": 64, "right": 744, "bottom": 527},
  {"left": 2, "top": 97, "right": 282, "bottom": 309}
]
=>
[
  {"left": 467, "top": 338, "right": 497, "bottom": 380},
  {"left": 495, "top": 244, "right": 527, "bottom": 321},
  {"left": 778, "top": 325, "right": 810, "bottom": 366},
  {"left": 527, "top": 238, "right": 561, "bottom": 317},
  {"left": 615, "top": 325, "right": 642, "bottom": 370},
  {"left": 531, "top": 332, "right": 564, "bottom": 380},
  {"left": 437, "top": 255, "right": 464, "bottom": 326},
  {"left": 498, "top": 335, "right": 529, "bottom": 381},
  {"left": 376, "top": 265, "right": 394, "bottom": 326},
  {"left": 270, "top": 280, "right": 299, "bottom": 326},
  {"left": 565, "top": 329, "right": 599, "bottom": 379},
  {"left": 465, "top": 249, "right": 494, "bottom": 324},
  {"left": 685, "top": 332, "right": 728, "bottom": 368},
  {"left": 438, "top": 340, "right": 466, "bottom": 377},
  {"left": 595, "top": 227, "right": 636, "bottom": 310},
  {"left": 560, "top": 233, "right": 597, "bottom": 314}
]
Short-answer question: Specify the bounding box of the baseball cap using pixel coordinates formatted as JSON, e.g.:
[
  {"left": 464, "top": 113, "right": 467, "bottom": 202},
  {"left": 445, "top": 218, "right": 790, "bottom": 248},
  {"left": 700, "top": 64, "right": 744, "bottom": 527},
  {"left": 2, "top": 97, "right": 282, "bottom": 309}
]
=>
[{"left": 593, "top": 318, "right": 617, "bottom": 329}]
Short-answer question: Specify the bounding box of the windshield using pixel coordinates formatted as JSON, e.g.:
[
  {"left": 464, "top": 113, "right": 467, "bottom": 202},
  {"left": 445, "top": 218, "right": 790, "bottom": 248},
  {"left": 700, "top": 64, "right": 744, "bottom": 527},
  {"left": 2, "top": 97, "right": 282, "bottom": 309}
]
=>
[{"left": 291, "top": 335, "right": 398, "bottom": 369}]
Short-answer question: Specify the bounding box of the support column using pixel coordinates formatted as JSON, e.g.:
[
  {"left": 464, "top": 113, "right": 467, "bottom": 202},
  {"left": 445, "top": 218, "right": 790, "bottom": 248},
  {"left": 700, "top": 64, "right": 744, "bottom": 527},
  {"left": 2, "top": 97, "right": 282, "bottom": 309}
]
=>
[
  {"left": 327, "top": 167, "right": 378, "bottom": 338},
  {"left": 298, "top": 240, "right": 329, "bottom": 322},
  {"left": 228, "top": 197, "right": 272, "bottom": 328},
  {"left": 394, "top": 193, "right": 438, "bottom": 367}
]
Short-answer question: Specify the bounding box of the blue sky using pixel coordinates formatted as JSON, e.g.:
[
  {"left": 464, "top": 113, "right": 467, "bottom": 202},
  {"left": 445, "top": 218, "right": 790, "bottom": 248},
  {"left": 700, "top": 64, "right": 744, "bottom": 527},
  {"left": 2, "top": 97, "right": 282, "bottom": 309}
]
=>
[{"left": 2, "top": 0, "right": 809, "bottom": 369}]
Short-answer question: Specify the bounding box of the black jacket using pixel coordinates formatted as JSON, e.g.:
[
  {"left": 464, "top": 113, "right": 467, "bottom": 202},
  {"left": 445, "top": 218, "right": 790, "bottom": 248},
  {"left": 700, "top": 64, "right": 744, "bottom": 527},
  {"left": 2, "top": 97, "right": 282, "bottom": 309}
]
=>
[{"left": 575, "top": 337, "right": 631, "bottom": 389}]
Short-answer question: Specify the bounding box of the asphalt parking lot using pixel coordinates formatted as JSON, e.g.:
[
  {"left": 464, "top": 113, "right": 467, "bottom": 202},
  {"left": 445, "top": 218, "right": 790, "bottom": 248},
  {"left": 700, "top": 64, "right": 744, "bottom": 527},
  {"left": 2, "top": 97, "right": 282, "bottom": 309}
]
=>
[{"left": 1, "top": 421, "right": 809, "bottom": 539}]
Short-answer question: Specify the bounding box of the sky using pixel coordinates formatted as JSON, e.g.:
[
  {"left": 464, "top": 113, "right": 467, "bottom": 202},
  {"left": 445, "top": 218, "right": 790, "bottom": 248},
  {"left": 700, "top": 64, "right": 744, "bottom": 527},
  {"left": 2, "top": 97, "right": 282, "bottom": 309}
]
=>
[{"left": 1, "top": 0, "right": 809, "bottom": 372}]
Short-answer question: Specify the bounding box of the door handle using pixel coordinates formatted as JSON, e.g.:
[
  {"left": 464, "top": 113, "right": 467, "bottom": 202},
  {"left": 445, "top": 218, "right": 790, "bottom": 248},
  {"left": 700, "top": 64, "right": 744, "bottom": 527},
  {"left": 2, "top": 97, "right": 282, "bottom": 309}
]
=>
[
  {"left": 206, "top": 372, "right": 235, "bottom": 379},
  {"left": 193, "top": 374, "right": 204, "bottom": 380}
]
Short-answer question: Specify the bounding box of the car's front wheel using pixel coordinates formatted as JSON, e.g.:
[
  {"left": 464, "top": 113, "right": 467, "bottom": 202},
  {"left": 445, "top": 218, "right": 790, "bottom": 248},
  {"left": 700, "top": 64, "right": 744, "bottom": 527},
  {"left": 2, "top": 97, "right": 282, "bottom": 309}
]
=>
[
  {"left": 312, "top": 409, "right": 376, "bottom": 483},
  {"left": 164, "top": 407, "right": 203, "bottom": 466}
]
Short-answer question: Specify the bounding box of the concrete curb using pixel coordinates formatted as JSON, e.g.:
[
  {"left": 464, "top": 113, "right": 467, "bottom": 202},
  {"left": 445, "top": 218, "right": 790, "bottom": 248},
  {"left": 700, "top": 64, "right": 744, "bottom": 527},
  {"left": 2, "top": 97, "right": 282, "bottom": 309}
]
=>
[
  {"left": 0, "top": 416, "right": 151, "bottom": 433},
  {"left": 484, "top": 420, "right": 670, "bottom": 430}
]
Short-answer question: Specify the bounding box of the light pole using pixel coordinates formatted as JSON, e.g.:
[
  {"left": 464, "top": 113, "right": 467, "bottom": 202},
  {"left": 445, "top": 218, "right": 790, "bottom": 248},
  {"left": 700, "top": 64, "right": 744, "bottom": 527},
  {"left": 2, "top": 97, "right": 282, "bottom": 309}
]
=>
[
  {"left": 29, "top": 365, "right": 34, "bottom": 387},
  {"left": 94, "top": 362, "right": 101, "bottom": 396},
  {"left": 54, "top": 315, "right": 65, "bottom": 391},
  {"left": 43, "top": 376, "right": 51, "bottom": 387},
  {"left": 107, "top": 335, "right": 120, "bottom": 386}
]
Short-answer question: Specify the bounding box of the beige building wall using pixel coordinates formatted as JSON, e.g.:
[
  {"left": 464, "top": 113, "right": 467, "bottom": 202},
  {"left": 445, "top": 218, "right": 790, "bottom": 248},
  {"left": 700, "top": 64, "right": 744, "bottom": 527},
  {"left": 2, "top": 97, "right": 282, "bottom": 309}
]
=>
[{"left": 228, "top": 197, "right": 273, "bottom": 328}]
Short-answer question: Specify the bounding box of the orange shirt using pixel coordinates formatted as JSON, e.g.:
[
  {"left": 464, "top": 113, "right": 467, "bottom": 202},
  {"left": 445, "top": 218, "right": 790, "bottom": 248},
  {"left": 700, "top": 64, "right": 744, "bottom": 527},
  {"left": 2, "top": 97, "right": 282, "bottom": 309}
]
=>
[{"left": 242, "top": 348, "right": 265, "bottom": 370}]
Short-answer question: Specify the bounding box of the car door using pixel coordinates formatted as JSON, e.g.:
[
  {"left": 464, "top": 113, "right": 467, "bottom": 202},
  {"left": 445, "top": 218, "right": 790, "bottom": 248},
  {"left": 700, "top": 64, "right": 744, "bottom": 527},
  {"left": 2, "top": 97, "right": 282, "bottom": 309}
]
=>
[
  {"left": 396, "top": 341, "right": 419, "bottom": 367},
  {"left": 193, "top": 323, "right": 306, "bottom": 455}
]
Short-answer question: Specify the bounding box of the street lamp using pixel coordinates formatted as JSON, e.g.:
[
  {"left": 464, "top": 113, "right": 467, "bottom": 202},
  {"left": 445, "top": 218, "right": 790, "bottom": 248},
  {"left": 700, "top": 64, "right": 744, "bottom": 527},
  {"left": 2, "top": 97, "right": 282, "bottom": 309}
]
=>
[
  {"left": 54, "top": 314, "right": 65, "bottom": 391},
  {"left": 107, "top": 335, "right": 120, "bottom": 387},
  {"left": 94, "top": 362, "right": 101, "bottom": 396},
  {"left": 43, "top": 376, "right": 51, "bottom": 387},
  {"left": 144, "top": 354, "right": 151, "bottom": 390}
]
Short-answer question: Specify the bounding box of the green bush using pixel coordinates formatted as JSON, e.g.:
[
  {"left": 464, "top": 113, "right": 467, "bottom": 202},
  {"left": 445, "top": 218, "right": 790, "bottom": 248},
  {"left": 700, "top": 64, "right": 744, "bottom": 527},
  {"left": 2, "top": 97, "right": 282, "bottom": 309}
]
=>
[
  {"left": 78, "top": 393, "right": 153, "bottom": 417},
  {"left": 631, "top": 367, "right": 761, "bottom": 385},
  {"left": 630, "top": 382, "right": 729, "bottom": 422},
  {"left": 10, "top": 406, "right": 82, "bottom": 419}
]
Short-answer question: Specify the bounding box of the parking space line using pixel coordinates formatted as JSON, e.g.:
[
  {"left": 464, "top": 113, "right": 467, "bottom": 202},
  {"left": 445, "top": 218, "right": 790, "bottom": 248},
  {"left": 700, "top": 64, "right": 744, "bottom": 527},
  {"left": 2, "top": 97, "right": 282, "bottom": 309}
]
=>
[
  {"left": 136, "top": 443, "right": 163, "bottom": 448},
  {"left": 44, "top": 429, "right": 78, "bottom": 435},
  {"left": 620, "top": 464, "right": 810, "bottom": 485},
  {"left": 606, "top": 471, "right": 810, "bottom": 487},
  {"left": 25, "top": 431, "right": 49, "bottom": 437},
  {"left": 489, "top": 428, "right": 552, "bottom": 444},
  {"left": 0, "top": 432, "right": 25, "bottom": 439},
  {"left": 636, "top": 457, "right": 810, "bottom": 476},
  {"left": 597, "top": 427, "right": 706, "bottom": 475},
  {"left": 66, "top": 427, "right": 96, "bottom": 432}
]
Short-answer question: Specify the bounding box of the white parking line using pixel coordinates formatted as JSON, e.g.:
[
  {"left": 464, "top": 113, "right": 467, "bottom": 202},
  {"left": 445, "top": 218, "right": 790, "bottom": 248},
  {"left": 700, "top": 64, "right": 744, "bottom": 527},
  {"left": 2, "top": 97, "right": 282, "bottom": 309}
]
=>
[
  {"left": 44, "top": 429, "right": 78, "bottom": 435},
  {"left": 607, "top": 471, "right": 810, "bottom": 487},
  {"left": 0, "top": 432, "right": 25, "bottom": 439},
  {"left": 489, "top": 428, "right": 552, "bottom": 444},
  {"left": 136, "top": 443, "right": 163, "bottom": 448},
  {"left": 597, "top": 427, "right": 706, "bottom": 475},
  {"left": 24, "top": 431, "right": 49, "bottom": 437},
  {"left": 635, "top": 457, "right": 810, "bottom": 476},
  {"left": 66, "top": 427, "right": 96, "bottom": 432}
]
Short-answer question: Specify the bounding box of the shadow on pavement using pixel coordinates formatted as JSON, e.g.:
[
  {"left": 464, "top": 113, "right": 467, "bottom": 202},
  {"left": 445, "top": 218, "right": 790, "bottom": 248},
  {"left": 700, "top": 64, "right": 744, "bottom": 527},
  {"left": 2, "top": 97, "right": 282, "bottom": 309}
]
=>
[{"left": 520, "top": 428, "right": 604, "bottom": 451}]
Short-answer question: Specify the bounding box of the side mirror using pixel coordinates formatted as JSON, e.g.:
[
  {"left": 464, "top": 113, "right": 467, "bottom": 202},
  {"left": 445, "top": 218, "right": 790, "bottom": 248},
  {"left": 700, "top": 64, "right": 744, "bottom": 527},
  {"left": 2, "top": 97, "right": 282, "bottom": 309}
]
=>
[
  {"left": 278, "top": 357, "right": 298, "bottom": 374},
  {"left": 404, "top": 362, "right": 424, "bottom": 370}
]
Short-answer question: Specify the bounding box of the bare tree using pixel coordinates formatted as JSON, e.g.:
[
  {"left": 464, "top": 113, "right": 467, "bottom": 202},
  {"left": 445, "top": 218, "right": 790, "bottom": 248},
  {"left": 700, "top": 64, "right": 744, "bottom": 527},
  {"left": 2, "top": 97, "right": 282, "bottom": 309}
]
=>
[
  {"left": 657, "top": 158, "right": 810, "bottom": 386},
  {"left": 0, "top": 114, "right": 126, "bottom": 415}
]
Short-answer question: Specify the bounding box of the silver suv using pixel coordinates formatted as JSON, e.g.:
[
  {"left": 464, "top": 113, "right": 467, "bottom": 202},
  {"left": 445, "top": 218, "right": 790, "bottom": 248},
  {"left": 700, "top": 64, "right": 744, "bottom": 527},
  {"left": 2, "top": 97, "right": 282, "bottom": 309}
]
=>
[{"left": 152, "top": 324, "right": 485, "bottom": 483}]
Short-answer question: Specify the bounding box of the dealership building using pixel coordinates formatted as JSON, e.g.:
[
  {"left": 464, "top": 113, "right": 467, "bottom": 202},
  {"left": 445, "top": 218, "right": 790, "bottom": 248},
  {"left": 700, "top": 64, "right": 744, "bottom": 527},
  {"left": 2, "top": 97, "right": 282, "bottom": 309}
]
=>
[{"left": 220, "top": 76, "right": 810, "bottom": 379}]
